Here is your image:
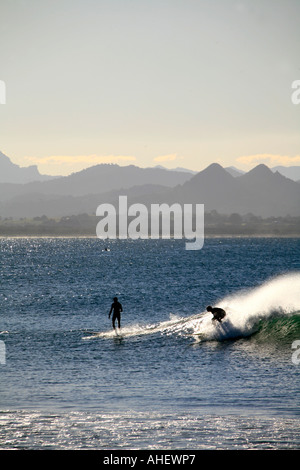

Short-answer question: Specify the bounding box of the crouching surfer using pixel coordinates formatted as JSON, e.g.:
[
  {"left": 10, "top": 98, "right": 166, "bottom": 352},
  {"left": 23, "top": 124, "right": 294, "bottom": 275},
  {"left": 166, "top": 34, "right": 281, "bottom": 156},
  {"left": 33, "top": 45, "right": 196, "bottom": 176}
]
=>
[{"left": 207, "top": 305, "right": 226, "bottom": 323}]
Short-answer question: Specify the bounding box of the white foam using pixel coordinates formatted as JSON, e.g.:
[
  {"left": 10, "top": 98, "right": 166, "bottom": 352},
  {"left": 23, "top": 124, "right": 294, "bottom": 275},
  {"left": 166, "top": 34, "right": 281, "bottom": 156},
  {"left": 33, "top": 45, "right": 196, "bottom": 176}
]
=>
[{"left": 192, "top": 272, "right": 300, "bottom": 341}]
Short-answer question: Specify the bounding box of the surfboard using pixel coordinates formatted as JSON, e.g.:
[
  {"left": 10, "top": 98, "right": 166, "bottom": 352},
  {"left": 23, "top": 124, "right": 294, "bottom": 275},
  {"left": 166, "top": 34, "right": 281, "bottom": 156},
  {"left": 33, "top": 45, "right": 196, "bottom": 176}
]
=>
[{"left": 83, "top": 328, "right": 123, "bottom": 340}]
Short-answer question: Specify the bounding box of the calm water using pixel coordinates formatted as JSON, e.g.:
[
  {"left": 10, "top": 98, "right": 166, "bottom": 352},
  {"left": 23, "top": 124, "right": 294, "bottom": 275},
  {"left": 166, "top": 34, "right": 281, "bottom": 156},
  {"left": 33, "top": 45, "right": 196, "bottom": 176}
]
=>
[{"left": 0, "top": 237, "right": 300, "bottom": 449}]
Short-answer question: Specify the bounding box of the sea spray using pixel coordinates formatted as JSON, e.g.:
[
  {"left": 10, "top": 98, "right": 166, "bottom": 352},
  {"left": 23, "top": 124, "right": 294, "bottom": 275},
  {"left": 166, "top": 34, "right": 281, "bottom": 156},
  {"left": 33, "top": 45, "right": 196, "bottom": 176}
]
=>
[{"left": 193, "top": 272, "right": 300, "bottom": 341}]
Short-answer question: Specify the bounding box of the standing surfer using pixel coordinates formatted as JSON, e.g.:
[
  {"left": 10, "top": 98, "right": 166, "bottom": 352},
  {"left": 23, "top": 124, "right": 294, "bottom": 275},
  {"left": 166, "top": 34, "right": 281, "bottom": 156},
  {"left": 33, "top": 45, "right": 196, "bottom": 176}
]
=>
[{"left": 109, "top": 297, "right": 123, "bottom": 331}]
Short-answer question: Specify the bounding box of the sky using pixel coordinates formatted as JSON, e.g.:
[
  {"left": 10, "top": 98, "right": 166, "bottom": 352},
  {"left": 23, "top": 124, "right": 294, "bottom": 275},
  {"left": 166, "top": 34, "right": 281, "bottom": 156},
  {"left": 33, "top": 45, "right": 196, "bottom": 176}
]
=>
[{"left": 0, "top": 0, "right": 299, "bottom": 176}]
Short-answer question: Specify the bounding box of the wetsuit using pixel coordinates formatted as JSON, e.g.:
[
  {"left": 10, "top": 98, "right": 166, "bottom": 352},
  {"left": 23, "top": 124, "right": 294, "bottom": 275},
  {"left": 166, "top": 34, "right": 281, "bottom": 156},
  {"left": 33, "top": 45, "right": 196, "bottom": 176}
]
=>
[
  {"left": 211, "top": 307, "right": 226, "bottom": 323},
  {"left": 109, "top": 300, "right": 123, "bottom": 329}
]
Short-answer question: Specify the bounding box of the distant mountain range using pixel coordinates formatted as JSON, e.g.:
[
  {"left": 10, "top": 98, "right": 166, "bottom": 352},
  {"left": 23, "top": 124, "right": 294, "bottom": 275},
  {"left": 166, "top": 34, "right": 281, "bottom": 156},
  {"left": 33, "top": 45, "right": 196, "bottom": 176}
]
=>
[
  {"left": 1, "top": 151, "right": 300, "bottom": 183},
  {"left": 156, "top": 163, "right": 300, "bottom": 182},
  {"left": 162, "top": 163, "right": 300, "bottom": 217},
  {"left": 0, "top": 152, "right": 299, "bottom": 218},
  {"left": 225, "top": 165, "right": 300, "bottom": 182}
]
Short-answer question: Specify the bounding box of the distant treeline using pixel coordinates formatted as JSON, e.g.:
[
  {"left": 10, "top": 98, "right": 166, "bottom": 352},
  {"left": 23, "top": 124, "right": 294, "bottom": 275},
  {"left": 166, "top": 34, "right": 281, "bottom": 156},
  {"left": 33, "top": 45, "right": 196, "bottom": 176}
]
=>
[
  {"left": 204, "top": 211, "right": 300, "bottom": 235},
  {"left": 0, "top": 211, "right": 299, "bottom": 236}
]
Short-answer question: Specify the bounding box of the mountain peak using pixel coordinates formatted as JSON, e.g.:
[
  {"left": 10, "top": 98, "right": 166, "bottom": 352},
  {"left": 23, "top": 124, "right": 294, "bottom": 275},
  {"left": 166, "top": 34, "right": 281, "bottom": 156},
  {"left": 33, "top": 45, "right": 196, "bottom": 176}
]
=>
[
  {"left": 180, "top": 162, "right": 235, "bottom": 193},
  {"left": 205, "top": 162, "right": 224, "bottom": 171},
  {"left": 244, "top": 164, "right": 273, "bottom": 177},
  {"left": 195, "top": 162, "right": 235, "bottom": 181},
  {"left": 238, "top": 164, "right": 277, "bottom": 184},
  {"left": 0, "top": 151, "right": 55, "bottom": 183}
]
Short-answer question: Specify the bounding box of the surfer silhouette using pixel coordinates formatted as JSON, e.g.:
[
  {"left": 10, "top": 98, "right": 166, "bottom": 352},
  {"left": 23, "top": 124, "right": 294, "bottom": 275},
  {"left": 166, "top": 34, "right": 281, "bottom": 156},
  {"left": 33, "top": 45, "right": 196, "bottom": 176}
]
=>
[
  {"left": 109, "top": 297, "right": 123, "bottom": 330},
  {"left": 207, "top": 305, "right": 226, "bottom": 323}
]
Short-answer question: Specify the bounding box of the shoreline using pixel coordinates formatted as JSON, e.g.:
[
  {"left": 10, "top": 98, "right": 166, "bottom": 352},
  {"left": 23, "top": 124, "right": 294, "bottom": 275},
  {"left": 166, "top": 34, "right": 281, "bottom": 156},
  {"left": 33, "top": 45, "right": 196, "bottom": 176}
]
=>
[{"left": 1, "top": 234, "right": 299, "bottom": 239}]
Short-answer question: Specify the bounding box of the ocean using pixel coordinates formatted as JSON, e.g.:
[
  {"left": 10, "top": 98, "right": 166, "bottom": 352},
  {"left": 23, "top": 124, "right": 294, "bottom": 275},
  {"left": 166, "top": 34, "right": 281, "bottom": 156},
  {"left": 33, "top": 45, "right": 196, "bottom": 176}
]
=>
[{"left": 0, "top": 237, "right": 299, "bottom": 450}]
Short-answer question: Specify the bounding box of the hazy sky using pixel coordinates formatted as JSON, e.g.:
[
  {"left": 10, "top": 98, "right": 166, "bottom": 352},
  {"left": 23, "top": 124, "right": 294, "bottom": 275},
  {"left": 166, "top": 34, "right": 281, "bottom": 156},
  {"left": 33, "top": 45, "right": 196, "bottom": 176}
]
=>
[{"left": 0, "top": 0, "right": 299, "bottom": 175}]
